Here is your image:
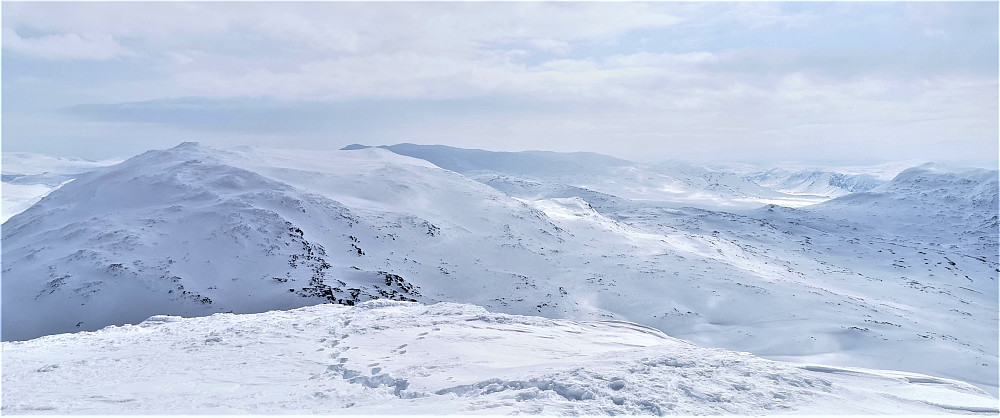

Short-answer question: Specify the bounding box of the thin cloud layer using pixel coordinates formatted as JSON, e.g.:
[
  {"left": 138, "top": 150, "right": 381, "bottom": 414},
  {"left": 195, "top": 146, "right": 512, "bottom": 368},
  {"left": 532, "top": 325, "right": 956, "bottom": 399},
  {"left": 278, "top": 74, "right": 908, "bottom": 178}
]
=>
[
  {"left": 2, "top": 29, "right": 127, "bottom": 60},
  {"left": 2, "top": 2, "right": 996, "bottom": 166}
]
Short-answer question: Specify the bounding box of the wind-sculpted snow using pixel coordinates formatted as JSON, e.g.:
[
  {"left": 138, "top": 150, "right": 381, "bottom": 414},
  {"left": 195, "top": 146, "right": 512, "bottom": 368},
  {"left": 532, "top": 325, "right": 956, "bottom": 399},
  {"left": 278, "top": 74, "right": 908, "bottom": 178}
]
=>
[
  {"left": 3, "top": 301, "right": 996, "bottom": 415},
  {"left": 746, "top": 168, "right": 884, "bottom": 198},
  {"left": 3, "top": 142, "right": 996, "bottom": 397},
  {"left": 802, "top": 162, "right": 999, "bottom": 259},
  {"left": 2, "top": 144, "right": 425, "bottom": 340},
  {"left": 369, "top": 142, "right": 633, "bottom": 175},
  {"left": 363, "top": 143, "right": 823, "bottom": 209},
  {"left": 1, "top": 152, "right": 119, "bottom": 222}
]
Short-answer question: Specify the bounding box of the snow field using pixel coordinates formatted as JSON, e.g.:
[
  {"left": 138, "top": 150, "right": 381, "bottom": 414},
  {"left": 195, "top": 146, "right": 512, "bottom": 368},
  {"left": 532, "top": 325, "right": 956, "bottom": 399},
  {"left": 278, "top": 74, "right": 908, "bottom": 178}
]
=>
[{"left": 3, "top": 301, "right": 997, "bottom": 415}]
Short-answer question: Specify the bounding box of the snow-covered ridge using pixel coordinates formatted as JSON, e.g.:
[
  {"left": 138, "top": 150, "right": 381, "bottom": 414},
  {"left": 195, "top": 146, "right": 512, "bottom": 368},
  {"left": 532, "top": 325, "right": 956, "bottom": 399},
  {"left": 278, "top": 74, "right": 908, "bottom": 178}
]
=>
[
  {"left": 1, "top": 152, "right": 120, "bottom": 178},
  {"left": 362, "top": 143, "right": 828, "bottom": 209},
  {"left": 1, "top": 152, "right": 120, "bottom": 222},
  {"left": 3, "top": 301, "right": 996, "bottom": 415},
  {"left": 886, "top": 163, "right": 999, "bottom": 198},
  {"left": 2, "top": 143, "right": 431, "bottom": 341},
  {"left": 746, "top": 168, "right": 884, "bottom": 198},
  {"left": 348, "top": 142, "right": 633, "bottom": 175},
  {"left": 3, "top": 142, "right": 996, "bottom": 397},
  {"left": 802, "top": 162, "right": 999, "bottom": 257},
  {"left": 721, "top": 160, "right": 928, "bottom": 181}
]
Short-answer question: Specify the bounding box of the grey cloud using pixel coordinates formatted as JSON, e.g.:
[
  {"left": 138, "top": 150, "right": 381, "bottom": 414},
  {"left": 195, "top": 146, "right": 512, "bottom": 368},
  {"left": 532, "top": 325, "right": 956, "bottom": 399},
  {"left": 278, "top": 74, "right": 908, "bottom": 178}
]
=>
[
  {"left": 1, "top": 2, "right": 996, "bottom": 167},
  {"left": 61, "top": 97, "right": 571, "bottom": 134}
]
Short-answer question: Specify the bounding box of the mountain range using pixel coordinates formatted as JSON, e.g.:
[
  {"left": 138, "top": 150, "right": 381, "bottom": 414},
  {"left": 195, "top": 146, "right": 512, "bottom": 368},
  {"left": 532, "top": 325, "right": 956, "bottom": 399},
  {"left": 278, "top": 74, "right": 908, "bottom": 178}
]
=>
[{"left": 2, "top": 142, "right": 997, "bottom": 403}]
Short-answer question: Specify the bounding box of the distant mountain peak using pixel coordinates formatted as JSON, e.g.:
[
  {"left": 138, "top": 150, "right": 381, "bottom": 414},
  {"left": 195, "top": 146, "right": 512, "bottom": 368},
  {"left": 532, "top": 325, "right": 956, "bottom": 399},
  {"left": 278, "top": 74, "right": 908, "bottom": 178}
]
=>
[
  {"left": 892, "top": 161, "right": 999, "bottom": 184},
  {"left": 171, "top": 141, "right": 202, "bottom": 150}
]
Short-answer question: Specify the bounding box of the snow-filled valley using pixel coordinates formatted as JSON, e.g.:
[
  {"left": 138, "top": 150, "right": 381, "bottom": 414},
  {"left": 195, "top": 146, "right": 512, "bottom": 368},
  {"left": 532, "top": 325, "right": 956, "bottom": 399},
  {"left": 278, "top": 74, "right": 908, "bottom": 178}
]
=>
[{"left": 2, "top": 142, "right": 997, "bottom": 413}]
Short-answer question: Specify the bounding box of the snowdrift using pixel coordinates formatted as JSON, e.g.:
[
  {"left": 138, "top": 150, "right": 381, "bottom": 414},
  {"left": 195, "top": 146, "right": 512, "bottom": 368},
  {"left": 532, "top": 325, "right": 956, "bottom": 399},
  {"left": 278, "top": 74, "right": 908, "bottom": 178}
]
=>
[{"left": 3, "top": 301, "right": 996, "bottom": 415}]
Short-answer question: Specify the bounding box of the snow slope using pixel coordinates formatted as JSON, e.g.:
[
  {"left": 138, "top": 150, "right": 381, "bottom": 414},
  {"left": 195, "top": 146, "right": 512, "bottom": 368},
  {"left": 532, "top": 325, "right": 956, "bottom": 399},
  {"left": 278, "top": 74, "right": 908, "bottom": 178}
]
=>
[
  {"left": 4, "top": 301, "right": 996, "bottom": 415},
  {"left": 667, "top": 162, "right": 999, "bottom": 392},
  {"left": 4, "top": 142, "right": 599, "bottom": 341},
  {"left": 2, "top": 143, "right": 431, "bottom": 340},
  {"left": 2, "top": 183, "right": 61, "bottom": 224},
  {"left": 804, "top": 163, "right": 999, "bottom": 257},
  {"left": 365, "top": 143, "right": 999, "bottom": 393},
  {"left": 721, "top": 160, "right": 926, "bottom": 181},
  {"left": 1, "top": 152, "right": 119, "bottom": 179},
  {"left": 746, "top": 168, "right": 884, "bottom": 198},
  {"left": 609, "top": 163, "right": 998, "bottom": 393},
  {"left": 365, "top": 143, "right": 825, "bottom": 209},
  {"left": 3, "top": 143, "right": 996, "bottom": 397},
  {"left": 1, "top": 152, "right": 119, "bottom": 222}
]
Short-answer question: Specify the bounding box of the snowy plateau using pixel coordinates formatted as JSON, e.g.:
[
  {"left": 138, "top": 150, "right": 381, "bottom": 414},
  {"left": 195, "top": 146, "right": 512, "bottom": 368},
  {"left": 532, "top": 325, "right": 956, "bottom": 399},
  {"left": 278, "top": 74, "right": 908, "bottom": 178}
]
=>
[{"left": 2, "top": 142, "right": 998, "bottom": 414}]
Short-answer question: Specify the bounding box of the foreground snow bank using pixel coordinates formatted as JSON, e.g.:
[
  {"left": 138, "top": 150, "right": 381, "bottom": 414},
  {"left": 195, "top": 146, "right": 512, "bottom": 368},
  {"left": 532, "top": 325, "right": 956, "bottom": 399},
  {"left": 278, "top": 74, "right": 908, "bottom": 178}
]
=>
[{"left": 3, "top": 301, "right": 996, "bottom": 415}]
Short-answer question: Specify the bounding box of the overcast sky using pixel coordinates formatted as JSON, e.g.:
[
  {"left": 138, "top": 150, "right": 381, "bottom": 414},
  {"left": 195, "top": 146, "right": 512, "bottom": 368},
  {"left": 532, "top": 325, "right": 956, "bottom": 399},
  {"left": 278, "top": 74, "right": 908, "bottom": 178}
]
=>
[{"left": 2, "top": 2, "right": 997, "bottom": 166}]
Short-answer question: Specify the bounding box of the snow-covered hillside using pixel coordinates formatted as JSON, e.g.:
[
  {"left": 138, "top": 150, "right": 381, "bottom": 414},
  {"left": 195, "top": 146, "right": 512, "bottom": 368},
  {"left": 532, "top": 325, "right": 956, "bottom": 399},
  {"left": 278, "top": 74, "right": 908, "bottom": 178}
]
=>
[
  {"left": 746, "top": 168, "right": 884, "bottom": 198},
  {"left": 613, "top": 163, "right": 999, "bottom": 393},
  {"left": 365, "top": 143, "right": 825, "bottom": 209},
  {"left": 805, "top": 163, "right": 999, "bottom": 257},
  {"left": 1, "top": 152, "right": 119, "bottom": 222},
  {"left": 372, "top": 143, "right": 999, "bottom": 394},
  {"left": 3, "top": 142, "right": 996, "bottom": 397},
  {"left": 4, "top": 301, "right": 996, "bottom": 415},
  {"left": 2, "top": 143, "right": 433, "bottom": 340}
]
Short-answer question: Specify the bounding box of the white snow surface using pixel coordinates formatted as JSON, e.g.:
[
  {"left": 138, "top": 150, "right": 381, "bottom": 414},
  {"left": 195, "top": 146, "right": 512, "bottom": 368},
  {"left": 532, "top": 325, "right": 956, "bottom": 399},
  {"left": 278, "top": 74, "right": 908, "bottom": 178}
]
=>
[
  {"left": 1, "top": 152, "right": 119, "bottom": 177},
  {"left": 720, "top": 160, "right": 928, "bottom": 182},
  {"left": 1, "top": 182, "right": 65, "bottom": 223},
  {"left": 1, "top": 152, "right": 119, "bottom": 222},
  {"left": 745, "top": 168, "right": 884, "bottom": 199},
  {"left": 3, "top": 301, "right": 997, "bottom": 415},
  {"left": 373, "top": 143, "right": 826, "bottom": 209},
  {"left": 3, "top": 142, "right": 997, "bottom": 399}
]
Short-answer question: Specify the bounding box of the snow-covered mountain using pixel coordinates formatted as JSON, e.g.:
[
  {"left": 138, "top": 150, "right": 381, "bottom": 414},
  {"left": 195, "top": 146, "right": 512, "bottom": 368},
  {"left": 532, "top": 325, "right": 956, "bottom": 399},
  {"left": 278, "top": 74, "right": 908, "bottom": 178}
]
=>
[
  {"left": 613, "top": 163, "right": 999, "bottom": 393},
  {"left": 5, "top": 142, "right": 615, "bottom": 341},
  {"left": 4, "top": 301, "right": 996, "bottom": 415},
  {"left": 1, "top": 152, "right": 119, "bottom": 222},
  {"left": 3, "top": 142, "right": 996, "bottom": 397},
  {"left": 361, "top": 143, "right": 826, "bottom": 209},
  {"left": 0, "top": 152, "right": 119, "bottom": 185},
  {"left": 746, "top": 168, "right": 884, "bottom": 198},
  {"left": 348, "top": 143, "right": 633, "bottom": 177},
  {"left": 806, "top": 163, "right": 999, "bottom": 256}
]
